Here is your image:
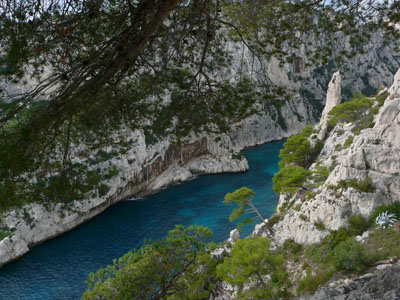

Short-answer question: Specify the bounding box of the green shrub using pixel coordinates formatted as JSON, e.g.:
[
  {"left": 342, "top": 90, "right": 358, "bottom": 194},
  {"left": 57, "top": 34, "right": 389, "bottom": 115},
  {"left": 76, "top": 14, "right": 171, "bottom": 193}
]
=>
[
  {"left": 96, "top": 150, "right": 118, "bottom": 162},
  {"left": 282, "top": 239, "right": 303, "bottom": 254},
  {"left": 297, "top": 269, "right": 332, "bottom": 294},
  {"left": 278, "top": 126, "right": 321, "bottom": 169},
  {"left": 322, "top": 227, "right": 350, "bottom": 249},
  {"left": 216, "top": 236, "right": 288, "bottom": 299},
  {"left": 84, "top": 225, "right": 213, "bottom": 300},
  {"left": 375, "top": 92, "right": 389, "bottom": 107},
  {"left": 328, "top": 92, "right": 374, "bottom": 131},
  {"left": 314, "top": 220, "right": 326, "bottom": 231},
  {"left": 294, "top": 204, "right": 302, "bottom": 211},
  {"left": 305, "top": 227, "right": 350, "bottom": 263},
  {"left": 333, "top": 238, "right": 366, "bottom": 273},
  {"left": 267, "top": 214, "right": 282, "bottom": 227},
  {"left": 0, "top": 231, "right": 11, "bottom": 240},
  {"left": 272, "top": 166, "right": 311, "bottom": 195},
  {"left": 336, "top": 129, "right": 345, "bottom": 136},
  {"left": 347, "top": 214, "right": 368, "bottom": 236},
  {"left": 299, "top": 214, "right": 308, "bottom": 221},
  {"left": 343, "top": 136, "right": 354, "bottom": 149},
  {"left": 102, "top": 166, "right": 119, "bottom": 180},
  {"left": 98, "top": 184, "right": 110, "bottom": 197},
  {"left": 313, "top": 164, "right": 330, "bottom": 183},
  {"left": 364, "top": 228, "right": 400, "bottom": 263},
  {"left": 232, "top": 152, "right": 244, "bottom": 160},
  {"left": 334, "top": 177, "right": 375, "bottom": 193},
  {"left": 351, "top": 177, "right": 375, "bottom": 192},
  {"left": 278, "top": 134, "right": 312, "bottom": 168}
]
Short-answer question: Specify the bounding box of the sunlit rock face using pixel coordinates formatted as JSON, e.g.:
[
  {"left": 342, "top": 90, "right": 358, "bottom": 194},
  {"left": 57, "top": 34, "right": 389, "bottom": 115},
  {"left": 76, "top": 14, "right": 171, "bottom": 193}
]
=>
[{"left": 267, "top": 69, "right": 400, "bottom": 246}]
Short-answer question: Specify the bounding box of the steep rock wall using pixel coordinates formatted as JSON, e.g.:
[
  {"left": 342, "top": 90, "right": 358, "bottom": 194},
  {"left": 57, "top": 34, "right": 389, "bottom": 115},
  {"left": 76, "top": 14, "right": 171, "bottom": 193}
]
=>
[{"left": 266, "top": 69, "right": 400, "bottom": 245}]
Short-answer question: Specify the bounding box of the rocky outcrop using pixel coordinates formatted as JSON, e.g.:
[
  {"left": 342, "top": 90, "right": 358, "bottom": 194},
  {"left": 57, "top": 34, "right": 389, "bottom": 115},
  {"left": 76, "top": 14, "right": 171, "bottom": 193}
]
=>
[
  {"left": 267, "top": 69, "right": 400, "bottom": 246},
  {"left": 318, "top": 71, "right": 341, "bottom": 140},
  {"left": 388, "top": 68, "right": 400, "bottom": 97},
  {"left": 297, "top": 264, "right": 400, "bottom": 300}
]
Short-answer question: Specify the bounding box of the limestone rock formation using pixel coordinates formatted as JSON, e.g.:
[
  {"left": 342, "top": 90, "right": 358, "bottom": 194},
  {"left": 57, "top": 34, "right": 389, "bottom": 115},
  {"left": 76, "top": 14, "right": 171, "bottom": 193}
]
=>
[
  {"left": 268, "top": 68, "right": 400, "bottom": 246},
  {"left": 318, "top": 71, "right": 341, "bottom": 140},
  {"left": 388, "top": 68, "right": 400, "bottom": 97}
]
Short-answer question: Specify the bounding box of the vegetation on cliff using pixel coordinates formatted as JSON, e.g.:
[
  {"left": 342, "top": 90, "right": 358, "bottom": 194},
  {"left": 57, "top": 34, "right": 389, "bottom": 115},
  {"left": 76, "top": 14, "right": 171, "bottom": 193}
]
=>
[
  {"left": 83, "top": 225, "right": 218, "bottom": 300},
  {"left": 272, "top": 125, "right": 322, "bottom": 195}
]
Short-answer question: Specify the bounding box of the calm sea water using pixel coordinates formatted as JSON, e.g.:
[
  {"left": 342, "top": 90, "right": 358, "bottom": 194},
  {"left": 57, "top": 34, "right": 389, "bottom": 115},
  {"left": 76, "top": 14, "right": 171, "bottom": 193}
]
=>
[{"left": 0, "top": 139, "right": 284, "bottom": 300}]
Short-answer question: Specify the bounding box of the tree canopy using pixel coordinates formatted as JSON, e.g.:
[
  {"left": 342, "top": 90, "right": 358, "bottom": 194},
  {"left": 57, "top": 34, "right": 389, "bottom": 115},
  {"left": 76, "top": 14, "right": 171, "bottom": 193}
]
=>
[
  {"left": 0, "top": 0, "right": 399, "bottom": 209},
  {"left": 216, "top": 236, "right": 290, "bottom": 298},
  {"left": 83, "top": 225, "right": 217, "bottom": 300},
  {"left": 224, "top": 186, "right": 266, "bottom": 229}
]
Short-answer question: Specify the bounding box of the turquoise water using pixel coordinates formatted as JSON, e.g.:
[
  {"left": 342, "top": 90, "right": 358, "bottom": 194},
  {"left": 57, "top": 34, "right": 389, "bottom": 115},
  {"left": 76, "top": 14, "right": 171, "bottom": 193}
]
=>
[{"left": 0, "top": 140, "right": 284, "bottom": 300}]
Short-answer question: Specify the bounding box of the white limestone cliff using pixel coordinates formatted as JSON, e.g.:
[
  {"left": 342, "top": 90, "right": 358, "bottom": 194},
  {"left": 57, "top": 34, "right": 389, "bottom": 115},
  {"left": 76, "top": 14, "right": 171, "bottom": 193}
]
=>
[
  {"left": 266, "top": 69, "right": 400, "bottom": 246},
  {"left": 388, "top": 68, "right": 400, "bottom": 97}
]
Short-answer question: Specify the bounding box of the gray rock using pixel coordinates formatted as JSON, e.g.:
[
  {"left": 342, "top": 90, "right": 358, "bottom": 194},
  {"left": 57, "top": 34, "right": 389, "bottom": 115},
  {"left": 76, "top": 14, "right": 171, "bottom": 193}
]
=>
[
  {"left": 297, "top": 265, "right": 400, "bottom": 300},
  {"left": 318, "top": 72, "right": 342, "bottom": 140},
  {"left": 228, "top": 229, "right": 240, "bottom": 244},
  {"left": 270, "top": 68, "right": 400, "bottom": 246}
]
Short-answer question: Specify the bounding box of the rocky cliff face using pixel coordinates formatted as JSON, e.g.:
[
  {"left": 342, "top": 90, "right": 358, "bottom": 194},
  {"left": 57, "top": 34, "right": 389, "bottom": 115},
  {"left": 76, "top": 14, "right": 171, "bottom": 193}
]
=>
[{"left": 262, "top": 68, "right": 400, "bottom": 246}]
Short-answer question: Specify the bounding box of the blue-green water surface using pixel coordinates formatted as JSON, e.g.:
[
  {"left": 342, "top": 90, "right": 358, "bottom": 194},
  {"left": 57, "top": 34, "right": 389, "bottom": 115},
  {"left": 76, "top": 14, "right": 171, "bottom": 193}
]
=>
[{"left": 0, "top": 140, "right": 284, "bottom": 300}]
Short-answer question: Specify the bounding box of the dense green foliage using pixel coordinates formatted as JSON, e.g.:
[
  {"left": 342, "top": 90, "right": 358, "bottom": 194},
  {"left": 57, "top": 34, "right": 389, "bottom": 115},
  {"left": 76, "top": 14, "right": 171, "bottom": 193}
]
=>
[
  {"left": 216, "top": 236, "right": 290, "bottom": 299},
  {"left": 328, "top": 92, "right": 375, "bottom": 131},
  {"left": 278, "top": 125, "right": 320, "bottom": 168},
  {"left": 364, "top": 228, "right": 400, "bottom": 262},
  {"left": 273, "top": 166, "right": 311, "bottom": 195},
  {"left": 272, "top": 126, "right": 323, "bottom": 196},
  {"left": 83, "top": 225, "right": 216, "bottom": 300},
  {"left": 333, "top": 238, "right": 367, "bottom": 273},
  {"left": 0, "top": 230, "right": 10, "bottom": 240},
  {"left": 312, "top": 164, "right": 330, "bottom": 183},
  {"left": 347, "top": 214, "right": 368, "bottom": 236},
  {"left": 343, "top": 135, "right": 354, "bottom": 149},
  {"left": 329, "top": 177, "right": 375, "bottom": 193}
]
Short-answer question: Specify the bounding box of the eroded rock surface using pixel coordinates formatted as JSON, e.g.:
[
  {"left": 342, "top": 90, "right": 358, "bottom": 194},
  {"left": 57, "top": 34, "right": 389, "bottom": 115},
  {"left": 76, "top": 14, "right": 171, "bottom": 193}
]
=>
[
  {"left": 298, "top": 265, "right": 400, "bottom": 300},
  {"left": 269, "top": 69, "right": 400, "bottom": 246}
]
